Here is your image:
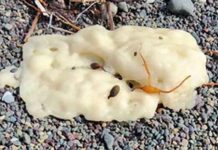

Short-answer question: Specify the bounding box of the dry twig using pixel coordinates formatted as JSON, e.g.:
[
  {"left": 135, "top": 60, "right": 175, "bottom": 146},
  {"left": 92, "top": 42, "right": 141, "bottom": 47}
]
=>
[
  {"left": 23, "top": 0, "right": 80, "bottom": 32},
  {"left": 106, "top": 2, "right": 115, "bottom": 30},
  {"left": 24, "top": 11, "right": 41, "bottom": 42},
  {"left": 202, "top": 82, "right": 218, "bottom": 87},
  {"left": 39, "top": 0, "right": 48, "bottom": 6},
  {"left": 22, "top": 0, "right": 41, "bottom": 12},
  {"left": 34, "top": 0, "right": 49, "bottom": 16},
  {"left": 50, "top": 25, "right": 74, "bottom": 34},
  {"left": 48, "top": 13, "right": 74, "bottom": 34},
  {"left": 53, "top": 12, "right": 80, "bottom": 30},
  {"left": 205, "top": 50, "right": 218, "bottom": 56},
  {"left": 75, "top": 2, "right": 97, "bottom": 22}
]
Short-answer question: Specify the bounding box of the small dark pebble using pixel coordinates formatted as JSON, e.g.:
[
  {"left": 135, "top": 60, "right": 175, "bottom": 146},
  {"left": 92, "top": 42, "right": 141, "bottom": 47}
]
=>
[
  {"left": 167, "top": 0, "right": 195, "bottom": 16},
  {"left": 10, "top": 68, "right": 18, "bottom": 73}
]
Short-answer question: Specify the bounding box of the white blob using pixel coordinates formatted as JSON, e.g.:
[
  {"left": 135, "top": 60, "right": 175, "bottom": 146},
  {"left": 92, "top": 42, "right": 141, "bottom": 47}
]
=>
[{"left": 0, "top": 25, "right": 208, "bottom": 121}]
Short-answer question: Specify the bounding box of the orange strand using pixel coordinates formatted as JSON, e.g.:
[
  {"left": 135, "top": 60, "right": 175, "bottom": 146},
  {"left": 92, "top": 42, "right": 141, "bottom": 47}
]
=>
[{"left": 139, "top": 53, "right": 191, "bottom": 94}]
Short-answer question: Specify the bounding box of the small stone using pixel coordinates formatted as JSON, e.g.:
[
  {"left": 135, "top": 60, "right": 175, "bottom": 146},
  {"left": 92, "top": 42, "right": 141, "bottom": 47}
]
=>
[
  {"left": 102, "top": 129, "right": 114, "bottom": 150},
  {"left": 10, "top": 68, "right": 18, "bottom": 73},
  {"left": 5, "top": 11, "right": 11, "bottom": 17},
  {"left": 167, "top": 0, "right": 195, "bottom": 16},
  {"left": 191, "top": 32, "right": 200, "bottom": 44},
  {"left": 147, "top": 0, "right": 155, "bottom": 3},
  {"left": 109, "top": 2, "right": 118, "bottom": 17},
  {"left": 198, "top": 0, "right": 206, "bottom": 3},
  {"left": 11, "top": 137, "right": 20, "bottom": 146},
  {"left": 0, "top": 115, "right": 5, "bottom": 122},
  {"left": 102, "top": 123, "right": 107, "bottom": 128},
  {"left": 139, "top": 10, "right": 147, "bottom": 19},
  {"left": 16, "top": 129, "right": 23, "bottom": 137},
  {"left": 3, "top": 23, "right": 13, "bottom": 31},
  {"left": 181, "top": 139, "right": 188, "bottom": 146},
  {"left": 0, "top": 36, "right": 3, "bottom": 45},
  {"left": 202, "top": 125, "right": 207, "bottom": 130},
  {"left": 9, "top": 116, "right": 17, "bottom": 123},
  {"left": 24, "top": 133, "right": 31, "bottom": 144},
  {"left": 2, "top": 91, "right": 15, "bottom": 103},
  {"left": 118, "top": 2, "right": 128, "bottom": 12}
]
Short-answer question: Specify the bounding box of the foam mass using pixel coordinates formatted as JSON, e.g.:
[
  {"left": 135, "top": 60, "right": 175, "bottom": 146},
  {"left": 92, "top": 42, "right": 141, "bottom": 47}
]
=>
[{"left": 0, "top": 25, "right": 208, "bottom": 121}]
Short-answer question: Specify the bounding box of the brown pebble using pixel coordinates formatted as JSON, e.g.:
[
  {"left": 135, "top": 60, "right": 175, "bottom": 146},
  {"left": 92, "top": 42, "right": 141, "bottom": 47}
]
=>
[
  {"left": 108, "top": 85, "right": 120, "bottom": 99},
  {"left": 114, "top": 73, "right": 122, "bottom": 80},
  {"left": 90, "top": 63, "right": 101, "bottom": 69},
  {"left": 134, "top": 51, "right": 137, "bottom": 56}
]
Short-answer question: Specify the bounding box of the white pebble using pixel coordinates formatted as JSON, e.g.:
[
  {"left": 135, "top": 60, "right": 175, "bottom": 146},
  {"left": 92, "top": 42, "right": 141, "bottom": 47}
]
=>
[
  {"left": 198, "top": 0, "right": 206, "bottom": 3},
  {"left": 147, "top": 0, "right": 155, "bottom": 3},
  {"left": 2, "top": 91, "right": 15, "bottom": 103},
  {"left": 109, "top": 2, "right": 118, "bottom": 17}
]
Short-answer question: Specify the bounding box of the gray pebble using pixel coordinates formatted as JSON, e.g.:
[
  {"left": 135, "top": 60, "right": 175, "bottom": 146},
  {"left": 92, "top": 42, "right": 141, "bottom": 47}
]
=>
[
  {"left": 198, "top": 0, "right": 206, "bottom": 3},
  {"left": 11, "top": 137, "right": 20, "bottom": 146},
  {"left": 5, "top": 11, "right": 11, "bottom": 17},
  {"left": 8, "top": 116, "right": 17, "bottom": 123},
  {"left": 10, "top": 68, "right": 18, "bottom": 73},
  {"left": 0, "top": 36, "right": 3, "bottom": 45},
  {"left": 24, "top": 133, "right": 31, "bottom": 144},
  {"left": 146, "top": 0, "right": 155, "bottom": 3},
  {"left": 3, "top": 23, "right": 13, "bottom": 31},
  {"left": 191, "top": 32, "right": 200, "bottom": 44},
  {"left": 0, "top": 0, "right": 5, "bottom": 5},
  {"left": 167, "top": 0, "right": 195, "bottom": 16},
  {"left": 140, "top": 10, "right": 147, "bottom": 19},
  {"left": 123, "top": 144, "right": 133, "bottom": 150},
  {"left": 2, "top": 91, "right": 15, "bottom": 103},
  {"left": 102, "top": 129, "right": 114, "bottom": 150},
  {"left": 118, "top": 2, "right": 128, "bottom": 12}
]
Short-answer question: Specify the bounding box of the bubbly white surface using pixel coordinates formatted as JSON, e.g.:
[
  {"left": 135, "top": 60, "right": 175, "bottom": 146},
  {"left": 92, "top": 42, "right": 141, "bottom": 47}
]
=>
[{"left": 0, "top": 25, "right": 208, "bottom": 121}]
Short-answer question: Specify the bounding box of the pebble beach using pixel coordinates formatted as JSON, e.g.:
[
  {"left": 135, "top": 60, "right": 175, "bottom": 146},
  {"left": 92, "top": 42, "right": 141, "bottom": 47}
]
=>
[{"left": 0, "top": 0, "right": 218, "bottom": 149}]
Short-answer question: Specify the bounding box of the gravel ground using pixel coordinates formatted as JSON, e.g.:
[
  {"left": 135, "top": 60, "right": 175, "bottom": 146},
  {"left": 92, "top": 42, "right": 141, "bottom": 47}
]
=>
[{"left": 0, "top": 0, "right": 218, "bottom": 149}]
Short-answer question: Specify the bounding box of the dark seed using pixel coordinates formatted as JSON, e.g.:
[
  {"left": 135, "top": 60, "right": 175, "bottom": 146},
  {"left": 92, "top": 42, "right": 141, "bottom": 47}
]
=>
[
  {"left": 41, "top": 104, "right": 45, "bottom": 111},
  {"left": 126, "top": 80, "right": 140, "bottom": 89},
  {"left": 159, "top": 36, "right": 163, "bottom": 40},
  {"left": 108, "top": 85, "right": 120, "bottom": 99},
  {"left": 134, "top": 51, "right": 137, "bottom": 56},
  {"left": 90, "top": 63, "right": 101, "bottom": 70},
  {"left": 50, "top": 48, "right": 58, "bottom": 52},
  {"left": 114, "top": 73, "right": 122, "bottom": 80},
  {"left": 71, "top": 67, "right": 76, "bottom": 70}
]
